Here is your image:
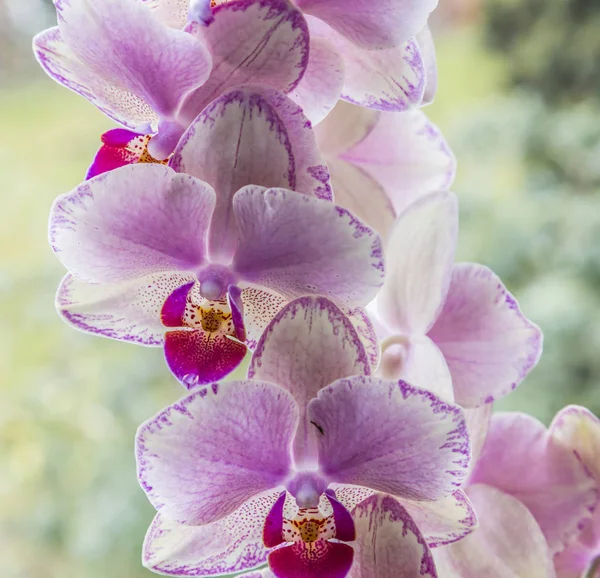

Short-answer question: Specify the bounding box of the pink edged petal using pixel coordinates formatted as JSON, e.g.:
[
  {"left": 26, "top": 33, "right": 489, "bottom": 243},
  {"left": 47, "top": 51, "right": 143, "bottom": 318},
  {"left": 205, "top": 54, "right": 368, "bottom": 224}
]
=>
[
  {"left": 416, "top": 26, "right": 437, "bottom": 105},
  {"left": 342, "top": 110, "right": 456, "bottom": 216},
  {"left": 402, "top": 490, "right": 477, "bottom": 548},
  {"left": 289, "top": 36, "right": 344, "bottom": 125},
  {"left": 143, "top": 490, "right": 281, "bottom": 575},
  {"left": 232, "top": 187, "right": 384, "bottom": 307},
  {"left": 308, "top": 376, "right": 470, "bottom": 501},
  {"left": 163, "top": 330, "right": 247, "bottom": 387},
  {"left": 268, "top": 540, "right": 354, "bottom": 578},
  {"left": 53, "top": 0, "right": 212, "bottom": 119},
  {"left": 469, "top": 413, "right": 598, "bottom": 554},
  {"left": 57, "top": 272, "right": 195, "bottom": 345},
  {"left": 434, "top": 484, "right": 556, "bottom": 578},
  {"left": 327, "top": 158, "right": 396, "bottom": 242},
  {"left": 50, "top": 164, "right": 215, "bottom": 284},
  {"left": 349, "top": 493, "right": 437, "bottom": 578},
  {"left": 377, "top": 192, "right": 458, "bottom": 335},
  {"left": 33, "top": 27, "right": 157, "bottom": 129},
  {"left": 181, "top": 0, "right": 309, "bottom": 122},
  {"left": 295, "top": 0, "right": 438, "bottom": 49},
  {"left": 379, "top": 334, "right": 454, "bottom": 402},
  {"left": 136, "top": 380, "right": 297, "bottom": 525},
  {"left": 170, "top": 87, "right": 332, "bottom": 261},
  {"left": 428, "top": 263, "right": 543, "bottom": 407},
  {"left": 248, "top": 296, "right": 371, "bottom": 466}
]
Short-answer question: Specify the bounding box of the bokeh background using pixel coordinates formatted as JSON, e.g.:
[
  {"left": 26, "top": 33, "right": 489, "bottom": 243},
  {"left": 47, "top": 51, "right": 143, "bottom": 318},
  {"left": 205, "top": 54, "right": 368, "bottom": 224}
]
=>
[{"left": 1, "top": 0, "right": 599, "bottom": 576}]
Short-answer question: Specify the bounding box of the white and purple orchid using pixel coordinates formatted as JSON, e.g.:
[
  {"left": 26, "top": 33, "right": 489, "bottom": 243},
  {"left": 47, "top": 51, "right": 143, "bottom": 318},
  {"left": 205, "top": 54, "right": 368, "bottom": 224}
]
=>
[
  {"left": 48, "top": 87, "right": 384, "bottom": 386},
  {"left": 136, "top": 296, "right": 473, "bottom": 577}
]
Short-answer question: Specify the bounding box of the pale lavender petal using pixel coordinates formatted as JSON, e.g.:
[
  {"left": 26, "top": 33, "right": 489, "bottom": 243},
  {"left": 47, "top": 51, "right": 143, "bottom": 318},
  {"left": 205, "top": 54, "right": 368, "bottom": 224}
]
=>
[
  {"left": 142, "top": 0, "right": 190, "bottom": 28},
  {"left": 434, "top": 484, "right": 556, "bottom": 578},
  {"left": 402, "top": 490, "right": 478, "bottom": 548},
  {"left": 554, "top": 512, "right": 600, "bottom": 578},
  {"left": 417, "top": 25, "right": 437, "bottom": 105},
  {"left": 342, "top": 110, "right": 456, "bottom": 215},
  {"left": 33, "top": 27, "right": 157, "bottom": 129},
  {"left": 248, "top": 296, "right": 370, "bottom": 466},
  {"left": 377, "top": 192, "right": 458, "bottom": 335},
  {"left": 49, "top": 165, "right": 215, "bottom": 283},
  {"left": 349, "top": 493, "right": 437, "bottom": 578},
  {"left": 343, "top": 305, "right": 381, "bottom": 372},
  {"left": 232, "top": 187, "right": 384, "bottom": 307},
  {"left": 465, "top": 404, "right": 492, "bottom": 468},
  {"left": 295, "top": 0, "right": 438, "bottom": 49},
  {"left": 53, "top": 0, "right": 212, "bottom": 118},
  {"left": 309, "top": 376, "right": 470, "bottom": 501},
  {"left": 289, "top": 36, "right": 344, "bottom": 125},
  {"left": 470, "top": 413, "right": 598, "bottom": 554},
  {"left": 428, "top": 263, "right": 543, "bottom": 407},
  {"left": 170, "top": 87, "right": 332, "bottom": 261},
  {"left": 142, "top": 491, "right": 281, "bottom": 575},
  {"left": 57, "top": 272, "right": 195, "bottom": 345},
  {"left": 180, "top": 0, "right": 309, "bottom": 122},
  {"left": 136, "top": 380, "right": 297, "bottom": 525}
]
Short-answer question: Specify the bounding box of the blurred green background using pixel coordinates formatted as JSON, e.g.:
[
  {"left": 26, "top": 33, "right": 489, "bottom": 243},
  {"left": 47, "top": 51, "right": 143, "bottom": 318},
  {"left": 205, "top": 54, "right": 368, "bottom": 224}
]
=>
[{"left": 1, "top": 0, "right": 599, "bottom": 576}]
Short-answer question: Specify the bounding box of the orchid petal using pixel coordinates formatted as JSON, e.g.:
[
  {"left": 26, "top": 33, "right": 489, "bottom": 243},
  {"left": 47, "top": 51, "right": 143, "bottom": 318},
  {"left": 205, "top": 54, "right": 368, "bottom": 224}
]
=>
[
  {"left": 343, "top": 306, "right": 381, "bottom": 372},
  {"left": 180, "top": 0, "right": 309, "bottom": 122},
  {"left": 434, "top": 484, "right": 556, "bottom": 578},
  {"left": 377, "top": 192, "right": 458, "bottom": 335},
  {"left": 249, "top": 296, "right": 370, "bottom": 466},
  {"left": 233, "top": 186, "right": 384, "bottom": 307},
  {"left": 416, "top": 26, "right": 437, "bottom": 105},
  {"left": 142, "top": 491, "right": 281, "bottom": 575},
  {"left": 309, "top": 376, "right": 470, "bottom": 501},
  {"left": 50, "top": 165, "right": 214, "bottom": 284},
  {"left": 86, "top": 129, "right": 149, "bottom": 179},
  {"left": 240, "top": 287, "right": 289, "bottom": 350},
  {"left": 295, "top": 0, "right": 438, "bottom": 49},
  {"left": 428, "top": 263, "right": 543, "bottom": 407},
  {"left": 349, "top": 494, "right": 438, "bottom": 578},
  {"left": 171, "top": 87, "right": 332, "bottom": 261},
  {"left": 465, "top": 404, "right": 492, "bottom": 467},
  {"left": 469, "top": 413, "right": 598, "bottom": 554},
  {"left": 554, "top": 512, "right": 600, "bottom": 578},
  {"left": 269, "top": 541, "right": 354, "bottom": 578},
  {"left": 136, "top": 381, "right": 297, "bottom": 525},
  {"left": 57, "top": 272, "right": 195, "bottom": 345},
  {"left": 142, "top": 0, "right": 190, "bottom": 29},
  {"left": 52, "top": 0, "right": 212, "bottom": 119}
]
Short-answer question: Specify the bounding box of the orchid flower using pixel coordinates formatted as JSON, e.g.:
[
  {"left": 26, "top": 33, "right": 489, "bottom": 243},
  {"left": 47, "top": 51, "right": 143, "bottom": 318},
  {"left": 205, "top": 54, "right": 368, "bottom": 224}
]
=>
[
  {"left": 373, "top": 190, "right": 543, "bottom": 407},
  {"left": 434, "top": 409, "right": 599, "bottom": 578},
  {"left": 48, "top": 87, "right": 384, "bottom": 386},
  {"left": 314, "top": 100, "right": 456, "bottom": 240},
  {"left": 136, "top": 296, "right": 473, "bottom": 577},
  {"left": 551, "top": 406, "right": 600, "bottom": 578},
  {"left": 34, "top": 0, "right": 324, "bottom": 161}
]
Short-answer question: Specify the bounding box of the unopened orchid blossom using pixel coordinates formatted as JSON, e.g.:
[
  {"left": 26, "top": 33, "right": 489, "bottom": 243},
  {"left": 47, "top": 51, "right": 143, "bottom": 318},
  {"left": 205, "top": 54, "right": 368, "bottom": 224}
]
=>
[
  {"left": 136, "top": 296, "right": 473, "bottom": 577},
  {"left": 49, "top": 87, "right": 384, "bottom": 386},
  {"left": 373, "top": 190, "right": 543, "bottom": 407}
]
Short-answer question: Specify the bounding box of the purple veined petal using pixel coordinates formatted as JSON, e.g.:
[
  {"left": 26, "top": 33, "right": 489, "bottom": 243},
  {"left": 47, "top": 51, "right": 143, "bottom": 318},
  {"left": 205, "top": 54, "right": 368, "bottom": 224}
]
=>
[
  {"left": 248, "top": 296, "right": 371, "bottom": 466},
  {"left": 428, "top": 263, "right": 543, "bottom": 408},
  {"left": 268, "top": 540, "right": 354, "bottom": 578},
  {"left": 308, "top": 376, "right": 470, "bottom": 501},
  {"left": 163, "top": 330, "right": 247, "bottom": 387},
  {"left": 232, "top": 186, "right": 384, "bottom": 308},
  {"left": 57, "top": 272, "right": 195, "bottom": 346},
  {"left": 469, "top": 412, "right": 598, "bottom": 554},
  {"left": 180, "top": 0, "right": 310, "bottom": 123},
  {"left": 295, "top": 0, "right": 438, "bottom": 50},
  {"left": 170, "top": 87, "right": 332, "bottom": 261},
  {"left": 136, "top": 380, "right": 297, "bottom": 525},
  {"left": 349, "top": 493, "right": 438, "bottom": 578},
  {"left": 416, "top": 25, "right": 437, "bottom": 105},
  {"left": 49, "top": 165, "right": 215, "bottom": 284},
  {"left": 376, "top": 191, "right": 458, "bottom": 336},
  {"left": 342, "top": 110, "right": 456, "bottom": 216},
  {"left": 433, "top": 484, "right": 556, "bottom": 578},
  {"left": 33, "top": 27, "right": 158, "bottom": 129},
  {"left": 288, "top": 36, "right": 344, "bottom": 125},
  {"left": 52, "top": 0, "right": 212, "bottom": 119},
  {"left": 379, "top": 334, "right": 455, "bottom": 403},
  {"left": 326, "top": 158, "right": 396, "bottom": 242},
  {"left": 240, "top": 286, "right": 289, "bottom": 350},
  {"left": 402, "top": 490, "right": 478, "bottom": 548},
  {"left": 142, "top": 0, "right": 190, "bottom": 28},
  {"left": 142, "top": 490, "right": 281, "bottom": 575}
]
